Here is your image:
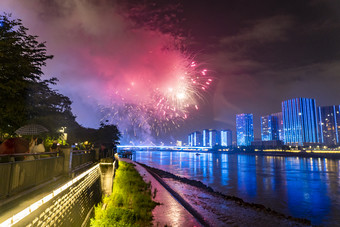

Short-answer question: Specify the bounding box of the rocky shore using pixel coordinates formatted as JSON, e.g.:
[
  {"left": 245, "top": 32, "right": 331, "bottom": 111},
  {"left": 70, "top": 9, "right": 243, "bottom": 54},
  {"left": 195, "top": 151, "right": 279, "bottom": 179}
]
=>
[{"left": 139, "top": 163, "right": 312, "bottom": 227}]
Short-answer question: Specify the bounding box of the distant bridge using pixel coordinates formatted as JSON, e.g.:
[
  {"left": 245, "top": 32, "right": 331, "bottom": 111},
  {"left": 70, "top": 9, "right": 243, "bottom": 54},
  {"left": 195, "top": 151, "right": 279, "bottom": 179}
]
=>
[{"left": 117, "top": 145, "right": 212, "bottom": 152}]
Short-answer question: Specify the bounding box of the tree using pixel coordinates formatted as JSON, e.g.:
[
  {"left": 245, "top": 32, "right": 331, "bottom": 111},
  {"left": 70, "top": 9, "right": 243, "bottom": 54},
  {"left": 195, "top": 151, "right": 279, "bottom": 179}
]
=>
[
  {"left": 67, "top": 123, "right": 121, "bottom": 148},
  {"left": 0, "top": 13, "right": 78, "bottom": 137},
  {"left": 0, "top": 13, "right": 54, "bottom": 135},
  {"left": 0, "top": 14, "right": 121, "bottom": 146},
  {"left": 25, "top": 77, "right": 78, "bottom": 137},
  {"left": 97, "top": 123, "right": 121, "bottom": 147}
]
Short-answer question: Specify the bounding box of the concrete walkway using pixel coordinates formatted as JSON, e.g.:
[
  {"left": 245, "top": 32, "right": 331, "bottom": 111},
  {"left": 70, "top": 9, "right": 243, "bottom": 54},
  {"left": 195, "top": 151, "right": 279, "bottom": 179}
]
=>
[{"left": 121, "top": 158, "right": 201, "bottom": 227}]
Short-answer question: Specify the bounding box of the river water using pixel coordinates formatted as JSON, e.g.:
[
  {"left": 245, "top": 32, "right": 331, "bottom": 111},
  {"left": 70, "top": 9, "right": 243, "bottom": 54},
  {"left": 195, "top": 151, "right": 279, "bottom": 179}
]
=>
[{"left": 133, "top": 151, "right": 340, "bottom": 226}]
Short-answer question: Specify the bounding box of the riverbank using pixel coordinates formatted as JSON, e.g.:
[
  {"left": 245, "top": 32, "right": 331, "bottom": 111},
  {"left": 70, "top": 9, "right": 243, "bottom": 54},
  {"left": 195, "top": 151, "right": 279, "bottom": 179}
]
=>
[{"left": 139, "top": 162, "right": 311, "bottom": 227}]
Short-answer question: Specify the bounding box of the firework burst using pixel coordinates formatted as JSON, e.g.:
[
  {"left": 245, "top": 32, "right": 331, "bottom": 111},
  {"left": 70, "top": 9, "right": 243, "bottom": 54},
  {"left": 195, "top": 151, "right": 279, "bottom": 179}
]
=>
[
  {"left": 101, "top": 55, "right": 213, "bottom": 143},
  {"left": 96, "top": 1, "right": 214, "bottom": 144}
]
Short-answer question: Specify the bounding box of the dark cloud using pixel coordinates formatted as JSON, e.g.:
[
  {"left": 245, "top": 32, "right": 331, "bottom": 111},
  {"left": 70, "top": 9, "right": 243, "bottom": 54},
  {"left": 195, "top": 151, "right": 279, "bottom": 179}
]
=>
[
  {"left": 179, "top": 0, "right": 340, "bottom": 138},
  {"left": 219, "top": 15, "right": 294, "bottom": 46}
]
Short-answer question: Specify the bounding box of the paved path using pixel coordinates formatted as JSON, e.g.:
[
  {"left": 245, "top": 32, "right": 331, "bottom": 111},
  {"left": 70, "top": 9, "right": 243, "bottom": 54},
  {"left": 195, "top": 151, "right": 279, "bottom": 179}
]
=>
[{"left": 121, "top": 158, "right": 202, "bottom": 227}]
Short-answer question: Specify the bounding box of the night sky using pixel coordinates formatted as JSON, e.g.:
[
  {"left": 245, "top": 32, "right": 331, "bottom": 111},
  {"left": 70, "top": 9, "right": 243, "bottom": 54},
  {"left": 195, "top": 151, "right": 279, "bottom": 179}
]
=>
[{"left": 1, "top": 0, "right": 340, "bottom": 143}]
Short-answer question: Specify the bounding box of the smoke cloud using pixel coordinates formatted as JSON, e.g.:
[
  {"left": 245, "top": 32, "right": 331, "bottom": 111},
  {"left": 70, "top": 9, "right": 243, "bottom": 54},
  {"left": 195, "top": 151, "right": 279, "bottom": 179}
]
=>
[{"left": 1, "top": 0, "right": 191, "bottom": 143}]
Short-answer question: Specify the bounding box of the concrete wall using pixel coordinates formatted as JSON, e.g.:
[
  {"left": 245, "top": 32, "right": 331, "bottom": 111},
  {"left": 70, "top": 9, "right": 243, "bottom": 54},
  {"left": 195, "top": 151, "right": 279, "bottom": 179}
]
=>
[
  {"left": 1, "top": 158, "right": 118, "bottom": 226},
  {"left": 17, "top": 165, "right": 102, "bottom": 227}
]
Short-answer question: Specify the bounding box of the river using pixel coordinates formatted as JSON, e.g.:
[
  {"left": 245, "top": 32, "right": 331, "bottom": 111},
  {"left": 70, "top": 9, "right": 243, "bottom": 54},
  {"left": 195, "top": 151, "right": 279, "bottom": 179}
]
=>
[{"left": 133, "top": 151, "right": 340, "bottom": 226}]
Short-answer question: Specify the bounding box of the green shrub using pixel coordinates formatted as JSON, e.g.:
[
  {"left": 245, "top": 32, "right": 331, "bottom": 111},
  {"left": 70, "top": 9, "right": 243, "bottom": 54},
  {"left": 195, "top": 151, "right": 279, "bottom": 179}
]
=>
[{"left": 91, "top": 161, "right": 158, "bottom": 227}]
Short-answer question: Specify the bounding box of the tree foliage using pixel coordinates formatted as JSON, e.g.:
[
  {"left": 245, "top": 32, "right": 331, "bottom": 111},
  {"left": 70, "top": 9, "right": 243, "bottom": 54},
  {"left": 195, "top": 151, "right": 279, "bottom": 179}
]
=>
[
  {"left": 67, "top": 123, "right": 121, "bottom": 147},
  {"left": 25, "top": 77, "right": 78, "bottom": 137},
  {"left": 0, "top": 14, "right": 120, "bottom": 146},
  {"left": 97, "top": 123, "right": 121, "bottom": 146},
  {"left": 0, "top": 13, "right": 75, "bottom": 136}
]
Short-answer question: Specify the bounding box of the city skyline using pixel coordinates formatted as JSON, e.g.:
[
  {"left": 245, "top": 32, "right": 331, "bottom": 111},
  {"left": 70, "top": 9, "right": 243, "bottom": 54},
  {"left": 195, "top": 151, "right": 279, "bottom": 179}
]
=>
[{"left": 187, "top": 97, "right": 340, "bottom": 147}]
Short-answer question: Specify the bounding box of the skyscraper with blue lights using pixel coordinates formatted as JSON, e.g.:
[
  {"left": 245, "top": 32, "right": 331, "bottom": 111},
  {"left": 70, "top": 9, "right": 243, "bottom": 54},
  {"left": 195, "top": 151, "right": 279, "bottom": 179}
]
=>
[
  {"left": 282, "top": 98, "right": 319, "bottom": 146},
  {"left": 272, "top": 112, "right": 284, "bottom": 141},
  {"left": 221, "top": 130, "right": 232, "bottom": 146},
  {"left": 261, "top": 115, "right": 273, "bottom": 141},
  {"left": 318, "top": 105, "right": 340, "bottom": 145},
  {"left": 236, "top": 113, "right": 254, "bottom": 146},
  {"left": 211, "top": 130, "right": 220, "bottom": 146},
  {"left": 193, "top": 131, "right": 202, "bottom": 146},
  {"left": 188, "top": 131, "right": 203, "bottom": 146},
  {"left": 188, "top": 133, "right": 193, "bottom": 146},
  {"left": 202, "top": 129, "right": 210, "bottom": 146},
  {"left": 261, "top": 112, "right": 283, "bottom": 141}
]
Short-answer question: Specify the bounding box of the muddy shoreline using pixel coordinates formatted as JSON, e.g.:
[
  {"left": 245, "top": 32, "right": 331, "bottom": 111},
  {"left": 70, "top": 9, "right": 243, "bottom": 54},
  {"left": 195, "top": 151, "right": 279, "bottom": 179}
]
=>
[{"left": 138, "top": 162, "right": 311, "bottom": 226}]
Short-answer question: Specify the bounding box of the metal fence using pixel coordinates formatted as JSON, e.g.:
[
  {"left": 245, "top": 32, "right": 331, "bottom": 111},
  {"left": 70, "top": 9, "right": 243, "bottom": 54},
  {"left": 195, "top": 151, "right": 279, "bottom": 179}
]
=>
[
  {"left": 0, "top": 150, "right": 98, "bottom": 200},
  {"left": 70, "top": 150, "right": 96, "bottom": 171},
  {"left": 0, "top": 157, "right": 64, "bottom": 199}
]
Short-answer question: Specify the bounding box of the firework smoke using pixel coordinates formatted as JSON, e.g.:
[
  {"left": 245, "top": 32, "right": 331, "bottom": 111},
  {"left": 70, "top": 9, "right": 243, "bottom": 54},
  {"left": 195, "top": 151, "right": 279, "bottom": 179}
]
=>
[{"left": 1, "top": 0, "right": 213, "bottom": 144}]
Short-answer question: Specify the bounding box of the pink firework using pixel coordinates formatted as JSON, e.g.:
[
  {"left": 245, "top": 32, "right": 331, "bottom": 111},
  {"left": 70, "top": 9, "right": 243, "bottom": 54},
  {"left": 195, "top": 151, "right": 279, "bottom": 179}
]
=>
[
  {"left": 1, "top": 0, "right": 214, "bottom": 143},
  {"left": 101, "top": 56, "right": 213, "bottom": 138}
]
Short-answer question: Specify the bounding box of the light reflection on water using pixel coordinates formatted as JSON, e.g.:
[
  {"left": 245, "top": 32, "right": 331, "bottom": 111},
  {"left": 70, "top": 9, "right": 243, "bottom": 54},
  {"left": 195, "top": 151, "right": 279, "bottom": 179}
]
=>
[{"left": 133, "top": 151, "right": 340, "bottom": 226}]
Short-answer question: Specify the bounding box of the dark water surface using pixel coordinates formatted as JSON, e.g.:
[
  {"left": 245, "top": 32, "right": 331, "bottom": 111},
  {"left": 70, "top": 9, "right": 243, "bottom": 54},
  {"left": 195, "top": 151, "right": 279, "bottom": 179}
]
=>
[{"left": 133, "top": 151, "right": 340, "bottom": 226}]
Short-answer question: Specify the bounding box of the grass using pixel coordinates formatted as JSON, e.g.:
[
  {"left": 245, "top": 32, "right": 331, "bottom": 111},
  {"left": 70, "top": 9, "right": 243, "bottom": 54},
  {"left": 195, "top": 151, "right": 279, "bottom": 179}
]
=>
[{"left": 91, "top": 161, "right": 158, "bottom": 227}]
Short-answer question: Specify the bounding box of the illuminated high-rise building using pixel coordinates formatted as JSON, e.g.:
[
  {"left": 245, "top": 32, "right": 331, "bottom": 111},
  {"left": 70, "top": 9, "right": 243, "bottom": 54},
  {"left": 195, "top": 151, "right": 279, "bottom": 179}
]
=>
[
  {"left": 193, "top": 131, "right": 202, "bottom": 146},
  {"left": 236, "top": 113, "right": 254, "bottom": 146},
  {"left": 202, "top": 129, "right": 210, "bottom": 146},
  {"left": 202, "top": 129, "right": 219, "bottom": 147},
  {"left": 211, "top": 130, "right": 219, "bottom": 146},
  {"left": 261, "top": 115, "right": 272, "bottom": 141},
  {"left": 188, "top": 133, "right": 194, "bottom": 146},
  {"left": 272, "top": 112, "right": 284, "bottom": 141},
  {"left": 261, "top": 112, "right": 284, "bottom": 141},
  {"left": 282, "top": 98, "right": 319, "bottom": 146},
  {"left": 318, "top": 105, "right": 340, "bottom": 145},
  {"left": 221, "top": 130, "right": 232, "bottom": 146},
  {"left": 188, "top": 131, "right": 203, "bottom": 146}
]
